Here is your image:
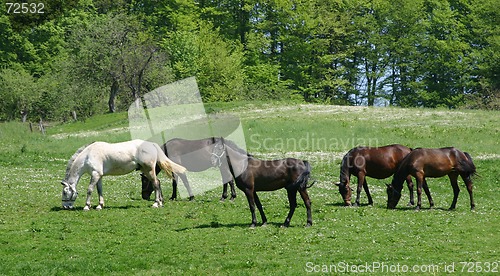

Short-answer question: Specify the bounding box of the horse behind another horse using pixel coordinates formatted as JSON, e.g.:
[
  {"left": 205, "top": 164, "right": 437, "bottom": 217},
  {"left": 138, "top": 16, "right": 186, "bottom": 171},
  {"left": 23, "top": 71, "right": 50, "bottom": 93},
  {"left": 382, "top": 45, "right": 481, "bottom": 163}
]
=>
[
  {"left": 141, "top": 137, "right": 236, "bottom": 201},
  {"left": 335, "top": 144, "right": 427, "bottom": 206},
  {"left": 387, "top": 147, "right": 476, "bottom": 210}
]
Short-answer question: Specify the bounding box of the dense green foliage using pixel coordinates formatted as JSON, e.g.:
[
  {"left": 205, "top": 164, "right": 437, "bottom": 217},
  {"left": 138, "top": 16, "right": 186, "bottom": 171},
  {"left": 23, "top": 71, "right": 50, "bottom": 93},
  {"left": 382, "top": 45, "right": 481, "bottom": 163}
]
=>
[
  {"left": 1, "top": 0, "right": 499, "bottom": 121},
  {"left": 0, "top": 102, "right": 498, "bottom": 274}
]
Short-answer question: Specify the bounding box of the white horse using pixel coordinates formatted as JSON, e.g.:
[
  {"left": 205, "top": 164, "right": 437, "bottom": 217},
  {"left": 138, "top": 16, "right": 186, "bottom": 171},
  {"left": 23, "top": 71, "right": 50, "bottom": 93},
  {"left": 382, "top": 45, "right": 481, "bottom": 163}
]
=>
[{"left": 61, "top": 139, "right": 186, "bottom": 210}]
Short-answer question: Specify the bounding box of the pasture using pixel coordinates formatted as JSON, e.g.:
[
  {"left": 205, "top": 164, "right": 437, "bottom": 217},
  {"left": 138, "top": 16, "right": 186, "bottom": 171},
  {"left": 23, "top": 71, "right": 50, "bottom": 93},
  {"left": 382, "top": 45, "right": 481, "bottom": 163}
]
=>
[{"left": 0, "top": 102, "right": 499, "bottom": 275}]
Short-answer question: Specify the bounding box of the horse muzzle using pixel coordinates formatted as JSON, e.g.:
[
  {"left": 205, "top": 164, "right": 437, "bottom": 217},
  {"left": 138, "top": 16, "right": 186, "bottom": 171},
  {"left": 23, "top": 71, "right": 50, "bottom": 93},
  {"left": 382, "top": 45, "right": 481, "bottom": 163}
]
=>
[{"left": 62, "top": 201, "right": 75, "bottom": 210}]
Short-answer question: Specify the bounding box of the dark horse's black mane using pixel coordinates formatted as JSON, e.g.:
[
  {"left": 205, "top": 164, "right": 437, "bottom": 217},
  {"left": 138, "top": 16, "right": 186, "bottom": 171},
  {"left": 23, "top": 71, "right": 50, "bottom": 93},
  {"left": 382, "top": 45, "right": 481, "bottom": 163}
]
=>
[{"left": 219, "top": 138, "right": 252, "bottom": 157}]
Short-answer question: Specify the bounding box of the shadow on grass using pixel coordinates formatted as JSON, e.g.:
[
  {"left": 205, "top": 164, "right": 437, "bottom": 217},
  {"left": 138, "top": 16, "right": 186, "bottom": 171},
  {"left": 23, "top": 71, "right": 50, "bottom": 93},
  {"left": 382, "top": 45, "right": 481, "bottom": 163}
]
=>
[
  {"left": 174, "top": 221, "right": 307, "bottom": 231},
  {"left": 50, "top": 205, "right": 143, "bottom": 212}
]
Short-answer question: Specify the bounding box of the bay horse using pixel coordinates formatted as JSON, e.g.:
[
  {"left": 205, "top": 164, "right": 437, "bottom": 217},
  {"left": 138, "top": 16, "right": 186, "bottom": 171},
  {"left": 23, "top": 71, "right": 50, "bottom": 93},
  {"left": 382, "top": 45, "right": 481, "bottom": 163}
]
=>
[
  {"left": 215, "top": 139, "right": 313, "bottom": 228},
  {"left": 61, "top": 139, "right": 186, "bottom": 210},
  {"left": 386, "top": 147, "right": 476, "bottom": 210},
  {"left": 335, "top": 144, "right": 431, "bottom": 206},
  {"left": 140, "top": 137, "right": 236, "bottom": 201}
]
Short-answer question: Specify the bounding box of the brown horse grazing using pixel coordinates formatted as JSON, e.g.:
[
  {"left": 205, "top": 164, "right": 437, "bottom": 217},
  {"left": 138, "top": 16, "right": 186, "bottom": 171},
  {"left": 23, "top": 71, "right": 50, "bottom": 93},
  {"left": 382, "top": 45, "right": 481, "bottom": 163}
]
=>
[
  {"left": 336, "top": 144, "right": 432, "bottom": 207},
  {"left": 215, "top": 139, "right": 314, "bottom": 228},
  {"left": 387, "top": 147, "right": 476, "bottom": 210}
]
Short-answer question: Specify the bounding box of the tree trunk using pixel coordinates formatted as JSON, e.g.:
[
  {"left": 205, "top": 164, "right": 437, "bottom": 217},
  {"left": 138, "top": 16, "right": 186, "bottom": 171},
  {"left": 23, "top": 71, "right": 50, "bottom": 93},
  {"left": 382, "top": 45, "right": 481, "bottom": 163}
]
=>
[{"left": 108, "top": 79, "right": 119, "bottom": 113}]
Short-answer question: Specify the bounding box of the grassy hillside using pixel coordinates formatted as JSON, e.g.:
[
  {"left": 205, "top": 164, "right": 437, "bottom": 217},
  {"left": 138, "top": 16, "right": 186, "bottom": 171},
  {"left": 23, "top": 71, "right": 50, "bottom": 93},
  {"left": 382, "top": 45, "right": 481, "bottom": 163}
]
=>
[{"left": 0, "top": 103, "right": 498, "bottom": 275}]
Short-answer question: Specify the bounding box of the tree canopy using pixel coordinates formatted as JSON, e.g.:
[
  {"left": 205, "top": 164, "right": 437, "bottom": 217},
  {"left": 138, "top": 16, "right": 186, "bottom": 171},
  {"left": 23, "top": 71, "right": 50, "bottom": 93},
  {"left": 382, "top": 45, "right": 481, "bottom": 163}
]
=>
[{"left": 1, "top": 0, "right": 498, "bottom": 121}]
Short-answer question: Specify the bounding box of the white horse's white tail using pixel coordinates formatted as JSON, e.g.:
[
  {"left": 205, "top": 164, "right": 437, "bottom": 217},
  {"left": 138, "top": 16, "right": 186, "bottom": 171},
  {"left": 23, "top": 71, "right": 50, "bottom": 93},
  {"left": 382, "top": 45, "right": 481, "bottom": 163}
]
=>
[{"left": 154, "top": 143, "right": 187, "bottom": 177}]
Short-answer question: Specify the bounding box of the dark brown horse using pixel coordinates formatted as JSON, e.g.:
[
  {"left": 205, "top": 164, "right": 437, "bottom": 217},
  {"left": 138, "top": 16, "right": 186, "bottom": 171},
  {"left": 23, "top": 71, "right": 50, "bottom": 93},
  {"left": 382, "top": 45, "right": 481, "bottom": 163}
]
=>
[
  {"left": 216, "top": 139, "right": 313, "bottom": 228},
  {"left": 387, "top": 147, "right": 476, "bottom": 210},
  {"left": 141, "top": 137, "right": 236, "bottom": 201},
  {"left": 336, "top": 144, "right": 431, "bottom": 206}
]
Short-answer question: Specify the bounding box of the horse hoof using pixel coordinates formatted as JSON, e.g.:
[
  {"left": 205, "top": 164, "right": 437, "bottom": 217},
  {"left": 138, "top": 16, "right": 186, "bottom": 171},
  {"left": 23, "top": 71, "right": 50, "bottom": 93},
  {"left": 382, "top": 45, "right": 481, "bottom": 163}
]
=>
[
  {"left": 305, "top": 223, "right": 312, "bottom": 227},
  {"left": 96, "top": 205, "right": 103, "bottom": 211},
  {"left": 249, "top": 224, "right": 256, "bottom": 229},
  {"left": 261, "top": 222, "right": 268, "bottom": 227},
  {"left": 83, "top": 206, "right": 90, "bottom": 211},
  {"left": 152, "top": 202, "right": 159, "bottom": 208},
  {"left": 188, "top": 196, "right": 195, "bottom": 201},
  {"left": 407, "top": 202, "right": 414, "bottom": 207},
  {"left": 281, "top": 223, "right": 290, "bottom": 228}
]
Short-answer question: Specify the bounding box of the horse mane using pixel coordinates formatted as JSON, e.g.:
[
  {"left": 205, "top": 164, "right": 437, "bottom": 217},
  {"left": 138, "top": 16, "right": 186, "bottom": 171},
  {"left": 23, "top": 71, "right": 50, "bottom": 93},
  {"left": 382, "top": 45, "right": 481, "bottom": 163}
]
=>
[
  {"left": 220, "top": 138, "right": 251, "bottom": 157},
  {"left": 391, "top": 152, "right": 412, "bottom": 189},
  {"left": 63, "top": 142, "right": 95, "bottom": 181},
  {"left": 339, "top": 149, "right": 354, "bottom": 184}
]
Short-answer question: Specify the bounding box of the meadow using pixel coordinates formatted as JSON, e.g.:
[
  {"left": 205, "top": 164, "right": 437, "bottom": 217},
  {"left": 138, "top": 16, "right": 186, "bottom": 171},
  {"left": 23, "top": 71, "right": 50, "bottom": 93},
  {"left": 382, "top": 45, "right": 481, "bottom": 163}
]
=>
[{"left": 0, "top": 102, "right": 498, "bottom": 275}]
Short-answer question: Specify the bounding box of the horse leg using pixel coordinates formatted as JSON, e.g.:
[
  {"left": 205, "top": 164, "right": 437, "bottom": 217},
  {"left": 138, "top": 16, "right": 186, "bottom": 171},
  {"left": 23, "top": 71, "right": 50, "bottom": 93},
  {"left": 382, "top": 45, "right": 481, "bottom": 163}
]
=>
[
  {"left": 415, "top": 172, "right": 425, "bottom": 211},
  {"left": 84, "top": 171, "right": 101, "bottom": 211},
  {"left": 299, "top": 189, "right": 313, "bottom": 227},
  {"left": 179, "top": 173, "right": 194, "bottom": 201},
  {"left": 221, "top": 182, "right": 229, "bottom": 202},
  {"left": 229, "top": 180, "right": 237, "bottom": 201},
  {"left": 95, "top": 178, "right": 104, "bottom": 210},
  {"left": 422, "top": 180, "right": 434, "bottom": 208},
  {"left": 221, "top": 180, "right": 237, "bottom": 202},
  {"left": 243, "top": 188, "right": 258, "bottom": 228},
  {"left": 170, "top": 173, "right": 178, "bottom": 200},
  {"left": 283, "top": 188, "right": 298, "bottom": 227},
  {"left": 353, "top": 172, "right": 365, "bottom": 206},
  {"left": 152, "top": 176, "right": 164, "bottom": 208},
  {"left": 362, "top": 178, "right": 373, "bottom": 206},
  {"left": 406, "top": 176, "right": 415, "bottom": 206},
  {"left": 253, "top": 192, "right": 267, "bottom": 226},
  {"left": 144, "top": 169, "right": 163, "bottom": 208},
  {"left": 460, "top": 173, "right": 475, "bottom": 210},
  {"left": 448, "top": 173, "right": 460, "bottom": 210}
]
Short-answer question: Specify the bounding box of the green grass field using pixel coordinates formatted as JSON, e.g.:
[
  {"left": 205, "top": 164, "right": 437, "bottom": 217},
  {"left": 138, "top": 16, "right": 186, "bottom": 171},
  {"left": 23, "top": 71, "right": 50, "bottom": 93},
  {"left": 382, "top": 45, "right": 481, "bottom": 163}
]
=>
[{"left": 0, "top": 102, "right": 499, "bottom": 275}]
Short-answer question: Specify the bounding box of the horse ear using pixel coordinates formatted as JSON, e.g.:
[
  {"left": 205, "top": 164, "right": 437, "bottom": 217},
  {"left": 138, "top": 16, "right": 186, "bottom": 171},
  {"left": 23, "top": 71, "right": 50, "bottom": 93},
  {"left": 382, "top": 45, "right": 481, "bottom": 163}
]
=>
[
  {"left": 386, "top": 183, "right": 391, "bottom": 188},
  {"left": 334, "top": 182, "right": 341, "bottom": 186}
]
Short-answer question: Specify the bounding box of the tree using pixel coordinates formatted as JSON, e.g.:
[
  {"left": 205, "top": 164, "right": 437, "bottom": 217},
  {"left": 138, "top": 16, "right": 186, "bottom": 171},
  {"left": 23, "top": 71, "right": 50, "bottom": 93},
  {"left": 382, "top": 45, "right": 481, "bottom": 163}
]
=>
[
  {"left": 0, "top": 68, "right": 39, "bottom": 121},
  {"left": 68, "top": 12, "right": 173, "bottom": 112},
  {"left": 162, "top": 22, "right": 246, "bottom": 101}
]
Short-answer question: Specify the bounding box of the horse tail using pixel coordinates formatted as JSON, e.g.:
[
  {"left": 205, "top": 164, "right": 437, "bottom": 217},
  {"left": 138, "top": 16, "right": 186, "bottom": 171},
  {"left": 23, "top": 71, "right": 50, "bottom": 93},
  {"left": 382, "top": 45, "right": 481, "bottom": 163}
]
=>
[
  {"left": 459, "top": 151, "right": 477, "bottom": 178},
  {"left": 154, "top": 143, "right": 187, "bottom": 177},
  {"left": 289, "top": 160, "right": 312, "bottom": 191}
]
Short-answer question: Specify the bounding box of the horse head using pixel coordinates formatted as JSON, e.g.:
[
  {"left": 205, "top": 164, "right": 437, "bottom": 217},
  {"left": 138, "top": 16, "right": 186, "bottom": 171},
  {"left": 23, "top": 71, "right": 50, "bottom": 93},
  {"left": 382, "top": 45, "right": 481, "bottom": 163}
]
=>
[
  {"left": 61, "top": 181, "right": 78, "bottom": 209},
  {"left": 386, "top": 183, "right": 402, "bottom": 209},
  {"left": 335, "top": 182, "right": 353, "bottom": 206},
  {"left": 210, "top": 139, "right": 226, "bottom": 168},
  {"left": 140, "top": 173, "right": 155, "bottom": 200}
]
